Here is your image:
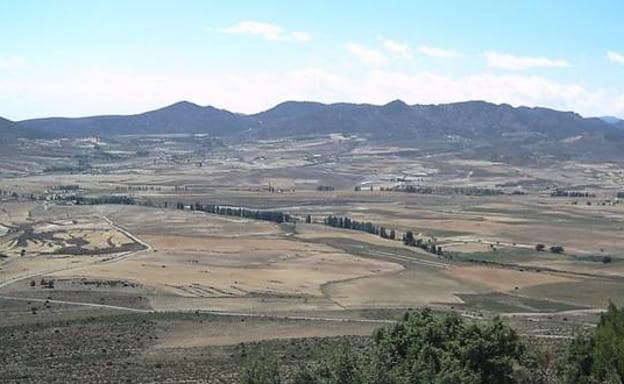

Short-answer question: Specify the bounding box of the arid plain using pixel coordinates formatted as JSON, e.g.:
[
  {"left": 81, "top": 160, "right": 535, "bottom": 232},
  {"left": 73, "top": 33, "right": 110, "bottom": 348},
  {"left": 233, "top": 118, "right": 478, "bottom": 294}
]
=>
[{"left": 2, "top": 133, "right": 624, "bottom": 382}]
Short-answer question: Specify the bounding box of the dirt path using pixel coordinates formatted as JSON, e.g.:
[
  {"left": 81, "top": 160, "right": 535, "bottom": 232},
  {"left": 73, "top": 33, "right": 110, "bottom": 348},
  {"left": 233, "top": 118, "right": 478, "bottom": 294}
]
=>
[
  {"left": 502, "top": 308, "right": 605, "bottom": 317},
  {"left": 0, "top": 294, "right": 152, "bottom": 313},
  {"left": 0, "top": 216, "right": 152, "bottom": 290},
  {"left": 102, "top": 215, "right": 153, "bottom": 252},
  {"left": 0, "top": 292, "right": 603, "bottom": 333},
  {"left": 0, "top": 293, "right": 393, "bottom": 323}
]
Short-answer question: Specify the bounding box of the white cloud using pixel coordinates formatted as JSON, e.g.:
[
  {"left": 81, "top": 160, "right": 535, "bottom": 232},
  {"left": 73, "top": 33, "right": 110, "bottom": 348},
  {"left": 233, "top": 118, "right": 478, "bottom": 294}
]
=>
[
  {"left": 223, "top": 20, "right": 310, "bottom": 43},
  {"left": 418, "top": 45, "right": 457, "bottom": 59},
  {"left": 2, "top": 64, "right": 623, "bottom": 120},
  {"left": 607, "top": 50, "right": 624, "bottom": 65},
  {"left": 382, "top": 39, "right": 412, "bottom": 58},
  {"left": 0, "top": 56, "right": 28, "bottom": 70},
  {"left": 346, "top": 43, "right": 387, "bottom": 66},
  {"left": 225, "top": 21, "right": 283, "bottom": 40},
  {"left": 292, "top": 31, "right": 311, "bottom": 43},
  {"left": 485, "top": 52, "right": 570, "bottom": 70}
]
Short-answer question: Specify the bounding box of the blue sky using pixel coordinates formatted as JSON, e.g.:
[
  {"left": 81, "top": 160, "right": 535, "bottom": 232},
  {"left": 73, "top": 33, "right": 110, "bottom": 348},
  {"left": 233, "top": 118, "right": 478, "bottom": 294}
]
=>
[{"left": 1, "top": 0, "right": 623, "bottom": 119}]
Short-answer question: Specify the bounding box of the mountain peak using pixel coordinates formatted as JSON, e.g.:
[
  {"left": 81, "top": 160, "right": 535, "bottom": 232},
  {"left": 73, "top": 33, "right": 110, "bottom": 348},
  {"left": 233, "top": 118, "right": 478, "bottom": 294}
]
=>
[
  {"left": 385, "top": 99, "right": 409, "bottom": 107},
  {"left": 163, "top": 100, "right": 203, "bottom": 111},
  {"left": 256, "top": 100, "right": 327, "bottom": 119},
  {"left": 383, "top": 99, "right": 411, "bottom": 112}
]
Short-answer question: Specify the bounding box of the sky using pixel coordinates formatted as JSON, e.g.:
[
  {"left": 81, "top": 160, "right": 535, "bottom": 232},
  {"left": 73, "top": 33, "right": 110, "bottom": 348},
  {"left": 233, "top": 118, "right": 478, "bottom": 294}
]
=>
[{"left": 1, "top": 0, "right": 624, "bottom": 120}]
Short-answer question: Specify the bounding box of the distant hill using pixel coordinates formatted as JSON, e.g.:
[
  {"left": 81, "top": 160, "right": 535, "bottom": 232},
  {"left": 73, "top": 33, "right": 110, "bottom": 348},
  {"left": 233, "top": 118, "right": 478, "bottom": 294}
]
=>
[
  {"left": 600, "top": 116, "right": 623, "bottom": 124},
  {"left": 0, "top": 116, "right": 47, "bottom": 145},
  {"left": 20, "top": 101, "right": 253, "bottom": 137},
  {"left": 252, "top": 100, "right": 624, "bottom": 163},
  {"left": 252, "top": 100, "right": 609, "bottom": 139},
  {"left": 16, "top": 100, "right": 624, "bottom": 163}
]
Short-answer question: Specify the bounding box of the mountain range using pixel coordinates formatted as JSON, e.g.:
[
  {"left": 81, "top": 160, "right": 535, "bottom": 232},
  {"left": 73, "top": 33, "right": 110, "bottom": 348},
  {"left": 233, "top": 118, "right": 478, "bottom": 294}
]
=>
[
  {"left": 0, "top": 116, "right": 46, "bottom": 144},
  {"left": 600, "top": 116, "right": 624, "bottom": 125},
  {"left": 4, "top": 100, "right": 624, "bottom": 163}
]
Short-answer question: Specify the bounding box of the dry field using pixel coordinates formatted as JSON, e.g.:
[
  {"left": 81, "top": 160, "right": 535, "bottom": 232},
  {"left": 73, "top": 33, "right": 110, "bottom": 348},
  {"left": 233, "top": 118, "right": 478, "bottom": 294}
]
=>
[
  {"left": 2, "top": 134, "right": 624, "bottom": 382},
  {"left": 4, "top": 197, "right": 620, "bottom": 317}
]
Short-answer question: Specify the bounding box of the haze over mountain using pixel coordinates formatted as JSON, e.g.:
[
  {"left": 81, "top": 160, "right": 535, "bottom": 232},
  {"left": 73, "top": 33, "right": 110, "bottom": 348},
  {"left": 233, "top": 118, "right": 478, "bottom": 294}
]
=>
[
  {"left": 600, "top": 116, "right": 624, "bottom": 126},
  {"left": 10, "top": 99, "right": 624, "bottom": 163},
  {"left": 0, "top": 116, "right": 47, "bottom": 145},
  {"left": 19, "top": 101, "right": 250, "bottom": 138}
]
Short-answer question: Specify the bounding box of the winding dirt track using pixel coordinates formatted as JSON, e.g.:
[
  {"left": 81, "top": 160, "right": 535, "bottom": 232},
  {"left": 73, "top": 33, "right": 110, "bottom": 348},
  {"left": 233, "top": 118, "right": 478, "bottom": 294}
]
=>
[
  {"left": 0, "top": 215, "right": 152, "bottom": 289},
  {"left": 0, "top": 294, "right": 394, "bottom": 324},
  {"left": 0, "top": 216, "right": 605, "bottom": 328}
]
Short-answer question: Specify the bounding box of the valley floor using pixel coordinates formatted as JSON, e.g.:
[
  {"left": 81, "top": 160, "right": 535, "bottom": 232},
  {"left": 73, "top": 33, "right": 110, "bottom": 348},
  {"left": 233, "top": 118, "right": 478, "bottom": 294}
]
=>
[{"left": 1, "top": 134, "right": 623, "bottom": 382}]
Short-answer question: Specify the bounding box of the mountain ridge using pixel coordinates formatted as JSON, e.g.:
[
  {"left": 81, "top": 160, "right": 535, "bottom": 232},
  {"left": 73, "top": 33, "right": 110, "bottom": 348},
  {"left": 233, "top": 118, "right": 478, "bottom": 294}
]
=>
[
  {"left": 9, "top": 99, "right": 624, "bottom": 163},
  {"left": 0, "top": 116, "right": 48, "bottom": 144}
]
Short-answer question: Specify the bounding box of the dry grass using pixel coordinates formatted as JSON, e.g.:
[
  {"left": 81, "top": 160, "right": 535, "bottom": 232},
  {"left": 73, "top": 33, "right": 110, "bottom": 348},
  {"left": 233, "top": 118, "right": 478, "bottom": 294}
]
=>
[
  {"left": 443, "top": 265, "right": 576, "bottom": 292},
  {"left": 322, "top": 266, "right": 472, "bottom": 308},
  {"left": 155, "top": 318, "right": 377, "bottom": 348}
]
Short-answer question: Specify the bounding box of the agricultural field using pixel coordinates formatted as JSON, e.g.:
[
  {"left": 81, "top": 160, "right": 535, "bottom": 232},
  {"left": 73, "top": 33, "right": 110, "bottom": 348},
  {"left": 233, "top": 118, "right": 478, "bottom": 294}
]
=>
[{"left": 1, "top": 134, "right": 624, "bottom": 382}]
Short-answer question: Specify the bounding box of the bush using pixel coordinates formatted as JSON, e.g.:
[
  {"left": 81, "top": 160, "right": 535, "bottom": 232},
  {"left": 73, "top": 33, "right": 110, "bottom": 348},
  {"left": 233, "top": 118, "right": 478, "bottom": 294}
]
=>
[
  {"left": 563, "top": 302, "right": 624, "bottom": 383},
  {"left": 241, "top": 358, "right": 282, "bottom": 384},
  {"left": 240, "top": 305, "right": 624, "bottom": 384},
  {"left": 243, "top": 310, "right": 525, "bottom": 384}
]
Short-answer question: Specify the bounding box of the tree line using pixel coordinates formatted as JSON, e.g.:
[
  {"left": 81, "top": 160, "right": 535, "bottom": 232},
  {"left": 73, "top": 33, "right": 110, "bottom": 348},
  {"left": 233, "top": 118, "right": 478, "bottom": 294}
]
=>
[
  {"left": 323, "top": 215, "right": 442, "bottom": 256},
  {"left": 551, "top": 189, "right": 596, "bottom": 198},
  {"left": 402, "top": 230, "right": 443, "bottom": 255},
  {"left": 75, "top": 195, "right": 136, "bottom": 205},
  {"left": 324, "top": 215, "right": 396, "bottom": 240},
  {"left": 4, "top": 186, "right": 291, "bottom": 225},
  {"left": 241, "top": 303, "right": 624, "bottom": 384},
  {"left": 355, "top": 185, "right": 505, "bottom": 196},
  {"left": 170, "top": 202, "right": 291, "bottom": 224}
]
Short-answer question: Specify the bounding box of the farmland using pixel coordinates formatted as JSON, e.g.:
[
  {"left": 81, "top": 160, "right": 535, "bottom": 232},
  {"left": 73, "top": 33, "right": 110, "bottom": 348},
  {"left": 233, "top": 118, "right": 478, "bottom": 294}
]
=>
[{"left": 1, "top": 133, "right": 624, "bottom": 382}]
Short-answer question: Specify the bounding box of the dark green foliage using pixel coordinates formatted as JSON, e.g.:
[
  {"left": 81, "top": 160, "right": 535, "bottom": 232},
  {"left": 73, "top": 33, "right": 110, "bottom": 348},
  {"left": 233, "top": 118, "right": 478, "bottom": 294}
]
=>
[
  {"left": 170, "top": 201, "right": 290, "bottom": 223},
  {"left": 563, "top": 302, "right": 624, "bottom": 383},
  {"left": 551, "top": 190, "right": 595, "bottom": 198},
  {"left": 316, "top": 185, "right": 335, "bottom": 191},
  {"left": 241, "top": 309, "right": 526, "bottom": 384},
  {"left": 324, "top": 215, "right": 378, "bottom": 235},
  {"left": 331, "top": 343, "right": 363, "bottom": 384},
  {"left": 75, "top": 195, "right": 135, "bottom": 205},
  {"left": 371, "top": 309, "right": 522, "bottom": 384},
  {"left": 291, "top": 364, "right": 318, "bottom": 384},
  {"left": 241, "top": 358, "right": 283, "bottom": 384},
  {"left": 402, "top": 231, "right": 415, "bottom": 246},
  {"left": 324, "top": 215, "right": 444, "bottom": 256},
  {"left": 49, "top": 184, "right": 80, "bottom": 191},
  {"left": 194, "top": 203, "right": 290, "bottom": 223}
]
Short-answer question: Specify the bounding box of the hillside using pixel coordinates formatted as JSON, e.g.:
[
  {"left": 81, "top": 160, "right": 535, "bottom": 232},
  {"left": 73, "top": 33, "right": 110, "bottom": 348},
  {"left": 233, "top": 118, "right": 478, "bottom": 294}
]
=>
[
  {"left": 20, "top": 101, "right": 253, "bottom": 137},
  {"left": 0, "top": 116, "right": 47, "bottom": 145},
  {"left": 17, "top": 100, "right": 624, "bottom": 163}
]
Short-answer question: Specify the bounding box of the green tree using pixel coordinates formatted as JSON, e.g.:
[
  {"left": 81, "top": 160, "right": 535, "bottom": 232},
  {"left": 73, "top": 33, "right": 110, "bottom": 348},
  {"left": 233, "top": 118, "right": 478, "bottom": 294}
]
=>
[
  {"left": 564, "top": 302, "right": 624, "bottom": 383},
  {"left": 332, "top": 343, "right": 363, "bottom": 384}
]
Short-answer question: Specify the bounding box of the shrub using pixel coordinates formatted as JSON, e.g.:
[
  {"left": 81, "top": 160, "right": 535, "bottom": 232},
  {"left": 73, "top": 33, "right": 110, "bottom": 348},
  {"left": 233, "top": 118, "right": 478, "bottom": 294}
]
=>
[
  {"left": 563, "top": 302, "right": 624, "bottom": 382},
  {"left": 241, "top": 358, "right": 282, "bottom": 384}
]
